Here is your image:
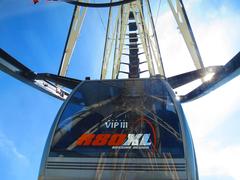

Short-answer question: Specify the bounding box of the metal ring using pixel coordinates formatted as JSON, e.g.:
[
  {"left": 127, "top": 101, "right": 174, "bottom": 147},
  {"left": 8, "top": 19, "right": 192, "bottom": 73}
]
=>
[{"left": 52, "top": 0, "right": 137, "bottom": 8}]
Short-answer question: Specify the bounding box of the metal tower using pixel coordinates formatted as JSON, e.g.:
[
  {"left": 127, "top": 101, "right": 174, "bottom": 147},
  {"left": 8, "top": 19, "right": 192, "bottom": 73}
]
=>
[{"left": 58, "top": 0, "right": 204, "bottom": 81}]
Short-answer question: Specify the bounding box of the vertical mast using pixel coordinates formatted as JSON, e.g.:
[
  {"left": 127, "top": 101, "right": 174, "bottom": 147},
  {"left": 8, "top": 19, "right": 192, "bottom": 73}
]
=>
[{"left": 100, "top": 0, "right": 166, "bottom": 79}]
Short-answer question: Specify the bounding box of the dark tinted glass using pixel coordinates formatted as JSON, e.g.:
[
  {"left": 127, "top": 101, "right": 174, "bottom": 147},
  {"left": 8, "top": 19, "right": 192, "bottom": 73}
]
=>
[{"left": 50, "top": 79, "right": 184, "bottom": 158}]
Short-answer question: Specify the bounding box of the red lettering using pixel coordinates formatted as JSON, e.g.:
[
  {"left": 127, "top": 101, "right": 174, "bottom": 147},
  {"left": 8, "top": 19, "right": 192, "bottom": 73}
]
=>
[
  {"left": 76, "top": 134, "right": 129, "bottom": 146},
  {"left": 76, "top": 134, "right": 95, "bottom": 146},
  {"left": 92, "top": 134, "right": 111, "bottom": 146},
  {"left": 108, "top": 134, "right": 127, "bottom": 146}
]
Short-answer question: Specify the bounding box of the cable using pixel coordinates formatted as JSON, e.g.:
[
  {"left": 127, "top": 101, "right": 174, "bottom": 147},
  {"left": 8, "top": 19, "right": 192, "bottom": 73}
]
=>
[
  {"left": 154, "top": 0, "right": 161, "bottom": 25},
  {"left": 50, "top": 0, "right": 137, "bottom": 8},
  {"left": 93, "top": 0, "right": 107, "bottom": 31},
  {"left": 97, "top": 10, "right": 107, "bottom": 31}
]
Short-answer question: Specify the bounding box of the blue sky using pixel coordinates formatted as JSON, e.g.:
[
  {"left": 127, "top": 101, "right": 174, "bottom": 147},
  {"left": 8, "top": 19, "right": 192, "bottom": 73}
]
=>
[{"left": 0, "top": 0, "right": 239, "bottom": 180}]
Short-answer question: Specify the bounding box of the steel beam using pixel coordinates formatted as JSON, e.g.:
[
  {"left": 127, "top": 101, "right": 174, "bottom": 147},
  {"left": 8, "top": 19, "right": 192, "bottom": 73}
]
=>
[
  {"left": 101, "top": 3, "right": 120, "bottom": 79},
  {"left": 58, "top": 3, "right": 88, "bottom": 77},
  {"left": 145, "top": 0, "right": 165, "bottom": 76},
  {"left": 167, "top": 0, "right": 204, "bottom": 70},
  {"left": 115, "top": 4, "right": 131, "bottom": 78}
]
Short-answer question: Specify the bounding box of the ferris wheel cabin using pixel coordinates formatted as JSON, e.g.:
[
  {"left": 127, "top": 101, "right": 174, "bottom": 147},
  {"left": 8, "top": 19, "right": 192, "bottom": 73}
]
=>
[
  {"left": 38, "top": 78, "right": 198, "bottom": 180},
  {"left": 0, "top": 0, "right": 239, "bottom": 180}
]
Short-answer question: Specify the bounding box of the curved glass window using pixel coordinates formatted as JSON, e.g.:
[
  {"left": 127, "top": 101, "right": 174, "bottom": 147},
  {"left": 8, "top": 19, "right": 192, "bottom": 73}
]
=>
[{"left": 50, "top": 79, "right": 184, "bottom": 158}]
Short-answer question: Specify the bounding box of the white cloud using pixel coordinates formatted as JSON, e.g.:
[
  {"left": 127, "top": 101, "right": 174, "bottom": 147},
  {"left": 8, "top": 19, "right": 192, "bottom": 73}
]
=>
[
  {"left": 0, "top": 131, "right": 29, "bottom": 162},
  {"left": 195, "top": 139, "right": 240, "bottom": 179},
  {"left": 0, "top": 131, "right": 30, "bottom": 179},
  {"left": 193, "top": 11, "right": 240, "bottom": 66},
  {"left": 155, "top": 1, "right": 240, "bottom": 76},
  {"left": 184, "top": 77, "right": 240, "bottom": 137},
  {"left": 156, "top": 9, "right": 196, "bottom": 77}
]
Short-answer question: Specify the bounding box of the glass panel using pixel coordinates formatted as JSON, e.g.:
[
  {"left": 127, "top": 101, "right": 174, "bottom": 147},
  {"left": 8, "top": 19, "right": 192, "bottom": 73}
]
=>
[{"left": 50, "top": 79, "right": 184, "bottom": 158}]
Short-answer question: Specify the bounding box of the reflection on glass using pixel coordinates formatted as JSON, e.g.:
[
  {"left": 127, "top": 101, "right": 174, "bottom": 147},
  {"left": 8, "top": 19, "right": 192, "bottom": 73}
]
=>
[{"left": 50, "top": 79, "right": 184, "bottom": 159}]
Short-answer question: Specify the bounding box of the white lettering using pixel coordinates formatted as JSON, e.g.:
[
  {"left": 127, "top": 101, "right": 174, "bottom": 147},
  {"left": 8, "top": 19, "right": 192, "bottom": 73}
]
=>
[
  {"left": 123, "top": 134, "right": 143, "bottom": 146},
  {"left": 105, "top": 119, "right": 128, "bottom": 129},
  {"left": 139, "top": 134, "right": 151, "bottom": 146},
  {"left": 105, "top": 120, "right": 112, "bottom": 128},
  {"left": 114, "top": 122, "right": 119, "bottom": 128}
]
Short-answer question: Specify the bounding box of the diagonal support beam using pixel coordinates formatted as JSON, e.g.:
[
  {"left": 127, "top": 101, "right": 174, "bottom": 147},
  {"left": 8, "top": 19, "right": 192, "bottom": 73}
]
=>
[
  {"left": 167, "top": 0, "right": 204, "bottom": 70},
  {"left": 144, "top": 0, "right": 165, "bottom": 76},
  {"left": 101, "top": 3, "right": 121, "bottom": 79},
  {"left": 115, "top": 4, "right": 131, "bottom": 78},
  {"left": 58, "top": 4, "right": 88, "bottom": 77},
  {"left": 112, "top": 16, "right": 121, "bottom": 79}
]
